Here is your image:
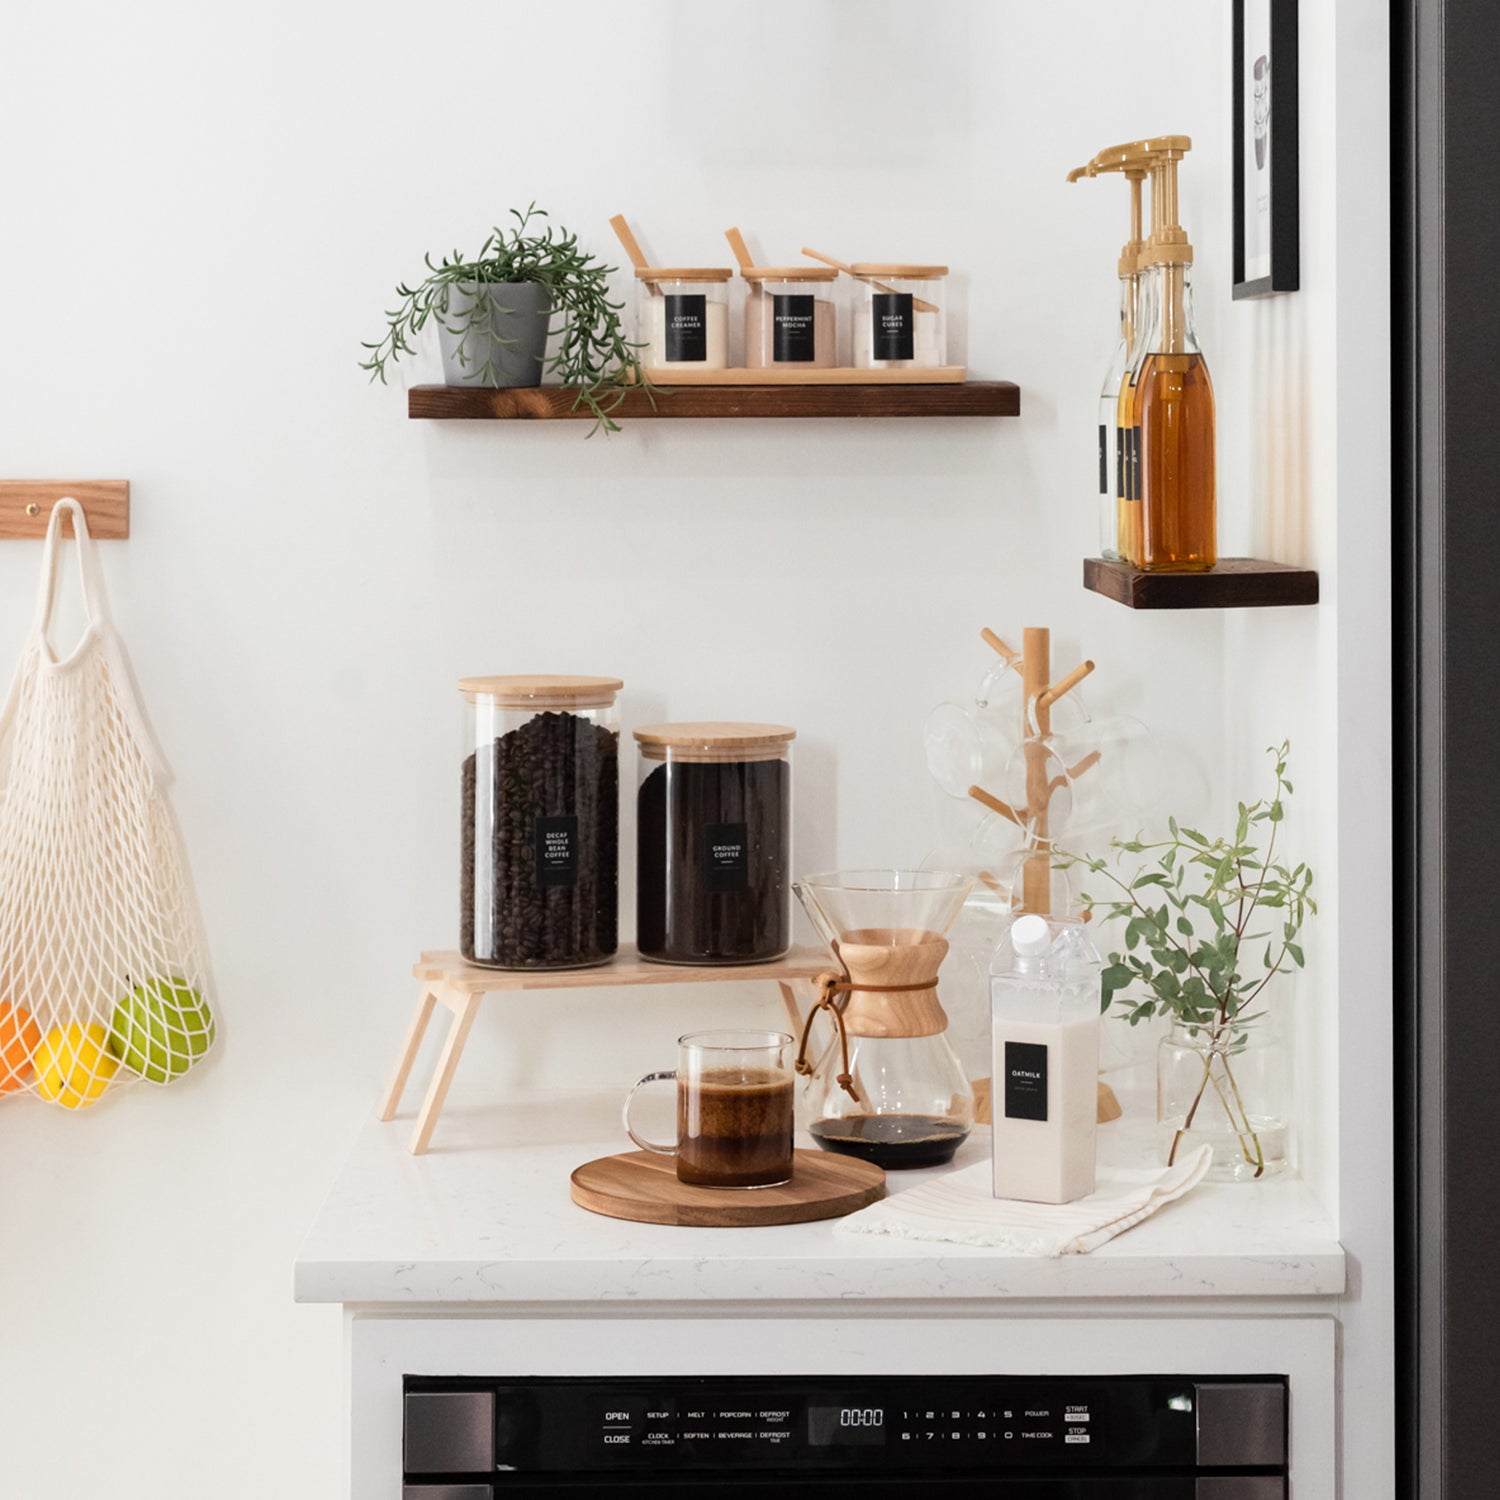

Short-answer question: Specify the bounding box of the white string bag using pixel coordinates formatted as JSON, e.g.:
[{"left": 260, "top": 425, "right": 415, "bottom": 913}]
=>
[{"left": 0, "top": 498, "right": 216, "bottom": 1108}]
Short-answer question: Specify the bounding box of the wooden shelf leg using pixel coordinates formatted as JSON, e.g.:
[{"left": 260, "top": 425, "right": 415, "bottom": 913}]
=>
[
  {"left": 408, "top": 988, "right": 483, "bottom": 1156},
  {"left": 378, "top": 986, "right": 439, "bottom": 1122}
]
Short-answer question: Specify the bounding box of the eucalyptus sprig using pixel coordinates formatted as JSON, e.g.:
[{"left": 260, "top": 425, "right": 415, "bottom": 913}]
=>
[
  {"left": 360, "top": 205, "right": 648, "bottom": 434},
  {"left": 1070, "top": 741, "right": 1315, "bottom": 1030},
  {"left": 1065, "top": 741, "right": 1316, "bottom": 1176}
]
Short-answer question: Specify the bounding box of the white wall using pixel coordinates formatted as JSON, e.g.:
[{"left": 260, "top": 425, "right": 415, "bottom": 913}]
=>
[{"left": 0, "top": 2, "right": 1387, "bottom": 1496}]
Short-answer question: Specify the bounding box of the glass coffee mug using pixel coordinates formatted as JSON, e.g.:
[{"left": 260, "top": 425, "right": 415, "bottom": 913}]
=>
[{"left": 623, "top": 1030, "right": 795, "bottom": 1188}]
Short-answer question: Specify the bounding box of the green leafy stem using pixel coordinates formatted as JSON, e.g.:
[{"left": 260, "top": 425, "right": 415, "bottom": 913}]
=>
[{"left": 1062, "top": 741, "right": 1316, "bottom": 1176}]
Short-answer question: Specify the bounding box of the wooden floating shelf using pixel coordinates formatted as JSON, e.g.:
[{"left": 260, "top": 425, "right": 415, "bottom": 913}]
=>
[
  {"left": 1083, "top": 556, "right": 1320, "bottom": 610},
  {"left": 408, "top": 380, "right": 1020, "bottom": 421}
]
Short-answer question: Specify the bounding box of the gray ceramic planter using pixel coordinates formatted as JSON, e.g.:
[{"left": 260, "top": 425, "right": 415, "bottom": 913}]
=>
[{"left": 436, "top": 280, "right": 552, "bottom": 387}]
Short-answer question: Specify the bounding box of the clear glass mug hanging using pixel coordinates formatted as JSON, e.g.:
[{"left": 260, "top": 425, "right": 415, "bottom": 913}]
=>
[{"left": 793, "top": 869, "right": 975, "bottom": 1169}]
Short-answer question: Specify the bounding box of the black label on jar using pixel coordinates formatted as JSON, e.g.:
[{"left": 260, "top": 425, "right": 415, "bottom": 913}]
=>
[
  {"left": 1004, "top": 1040, "right": 1049, "bottom": 1121},
  {"left": 536, "top": 815, "right": 580, "bottom": 887},
  {"left": 1099, "top": 423, "right": 1109, "bottom": 495},
  {"left": 705, "top": 822, "right": 749, "bottom": 893},
  {"left": 666, "top": 294, "right": 708, "bottom": 362},
  {"left": 871, "top": 292, "right": 915, "bottom": 361},
  {"left": 773, "top": 294, "right": 817, "bottom": 362}
]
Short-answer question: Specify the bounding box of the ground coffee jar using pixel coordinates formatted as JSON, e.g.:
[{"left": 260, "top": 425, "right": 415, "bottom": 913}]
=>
[
  {"left": 460, "top": 675, "right": 621, "bottom": 969},
  {"left": 634, "top": 723, "right": 795, "bottom": 966}
]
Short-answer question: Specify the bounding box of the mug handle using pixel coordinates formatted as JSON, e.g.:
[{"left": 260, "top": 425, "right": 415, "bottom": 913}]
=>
[{"left": 623, "top": 1070, "right": 678, "bottom": 1155}]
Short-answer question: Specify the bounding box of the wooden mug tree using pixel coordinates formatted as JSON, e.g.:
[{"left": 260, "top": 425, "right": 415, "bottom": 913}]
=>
[{"left": 966, "top": 624, "right": 1122, "bottom": 1125}]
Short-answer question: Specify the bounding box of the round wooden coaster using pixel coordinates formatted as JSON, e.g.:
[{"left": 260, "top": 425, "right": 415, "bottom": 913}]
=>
[{"left": 570, "top": 1148, "right": 885, "bottom": 1228}]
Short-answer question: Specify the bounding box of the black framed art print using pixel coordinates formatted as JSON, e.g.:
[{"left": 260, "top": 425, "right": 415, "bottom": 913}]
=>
[{"left": 1233, "top": 0, "right": 1300, "bottom": 297}]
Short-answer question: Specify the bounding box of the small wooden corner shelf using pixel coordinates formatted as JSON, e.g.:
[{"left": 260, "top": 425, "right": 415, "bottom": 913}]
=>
[
  {"left": 1083, "top": 557, "right": 1319, "bottom": 610},
  {"left": 407, "top": 381, "right": 1019, "bottom": 421},
  {"left": 379, "top": 944, "right": 830, "bottom": 1155}
]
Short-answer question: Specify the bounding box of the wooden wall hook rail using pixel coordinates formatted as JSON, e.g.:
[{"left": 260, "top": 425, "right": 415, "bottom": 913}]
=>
[{"left": 0, "top": 481, "right": 130, "bottom": 539}]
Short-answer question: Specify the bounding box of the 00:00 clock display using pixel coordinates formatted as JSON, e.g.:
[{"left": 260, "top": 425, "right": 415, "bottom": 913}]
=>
[{"left": 807, "top": 1407, "right": 886, "bottom": 1446}]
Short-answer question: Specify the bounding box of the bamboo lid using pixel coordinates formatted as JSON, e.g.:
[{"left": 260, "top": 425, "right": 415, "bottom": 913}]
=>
[
  {"left": 635, "top": 267, "right": 734, "bottom": 283},
  {"left": 460, "top": 674, "right": 623, "bottom": 709},
  {"left": 740, "top": 266, "right": 841, "bottom": 283},
  {"left": 635, "top": 722, "right": 796, "bottom": 763},
  {"left": 849, "top": 262, "right": 948, "bottom": 279}
]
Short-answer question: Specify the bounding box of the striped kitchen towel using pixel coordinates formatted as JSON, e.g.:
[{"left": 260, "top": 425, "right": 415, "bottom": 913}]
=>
[{"left": 836, "top": 1147, "right": 1214, "bottom": 1257}]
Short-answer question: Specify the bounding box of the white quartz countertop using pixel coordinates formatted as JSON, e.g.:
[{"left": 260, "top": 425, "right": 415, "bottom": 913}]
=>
[{"left": 295, "top": 1089, "right": 1345, "bottom": 1306}]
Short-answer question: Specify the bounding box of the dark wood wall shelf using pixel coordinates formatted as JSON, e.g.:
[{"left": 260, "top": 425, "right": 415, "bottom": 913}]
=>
[
  {"left": 1083, "top": 557, "right": 1320, "bottom": 610},
  {"left": 407, "top": 381, "right": 1020, "bottom": 421}
]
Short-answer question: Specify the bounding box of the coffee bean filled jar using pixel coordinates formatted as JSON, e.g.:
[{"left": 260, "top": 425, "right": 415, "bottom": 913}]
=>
[
  {"left": 460, "top": 676, "right": 621, "bottom": 969},
  {"left": 635, "top": 723, "right": 794, "bottom": 966}
]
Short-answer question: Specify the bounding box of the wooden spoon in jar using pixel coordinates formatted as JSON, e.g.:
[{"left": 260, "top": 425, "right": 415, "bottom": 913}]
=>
[
  {"left": 801, "top": 245, "right": 939, "bottom": 314},
  {"left": 610, "top": 213, "right": 662, "bottom": 296}
]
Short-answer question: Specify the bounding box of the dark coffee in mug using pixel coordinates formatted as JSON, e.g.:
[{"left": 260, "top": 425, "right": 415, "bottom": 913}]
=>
[{"left": 677, "top": 1067, "right": 794, "bottom": 1188}]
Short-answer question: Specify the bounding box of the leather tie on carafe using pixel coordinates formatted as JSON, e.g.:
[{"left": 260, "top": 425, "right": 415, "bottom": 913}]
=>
[{"left": 793, "top": 960, "right": 942, "bottom": 1103}]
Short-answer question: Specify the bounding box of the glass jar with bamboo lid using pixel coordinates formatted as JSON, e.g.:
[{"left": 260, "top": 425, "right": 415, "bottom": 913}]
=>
[{"left": 634, "top": 723, "right": 795, "bottom": 965}]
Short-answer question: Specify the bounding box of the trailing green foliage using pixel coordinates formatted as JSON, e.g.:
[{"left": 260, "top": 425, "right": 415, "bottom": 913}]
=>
[
  {"left": 360, "top": 205, "right": 646, "bottom": 434},
  {"left": 1072, "top": 741, "right": 1316, "bottom": 1031}
]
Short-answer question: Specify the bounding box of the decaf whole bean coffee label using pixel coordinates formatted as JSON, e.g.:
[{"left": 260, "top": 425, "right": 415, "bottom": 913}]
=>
[
  {"left": 872, "top": 292, "right": 915, "bottom": 361},
  {"left": 1004, "top": 1040, "right": 1049, "bottom": 1122},
  {"left": 535, "top": 815, "right": 580, "bottom": 887},
  {"left": 772, "top": 294, "right": 817, "bottom": 362},
  {"left": 665, "top": 294, "right": 708, "bottom": 362},
  {"left": 705, "top": 822, "right": 749, "bottom": 893}
]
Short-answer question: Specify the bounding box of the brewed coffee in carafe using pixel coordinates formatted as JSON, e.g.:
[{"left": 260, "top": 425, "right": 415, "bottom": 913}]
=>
[{"left": 794, "top": 869, "right": 976, "bottom": 1169}]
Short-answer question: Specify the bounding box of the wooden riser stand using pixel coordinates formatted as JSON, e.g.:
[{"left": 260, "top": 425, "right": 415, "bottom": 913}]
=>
[{"left": 379, "top": 945, "right": 830, "bottom": 1155}]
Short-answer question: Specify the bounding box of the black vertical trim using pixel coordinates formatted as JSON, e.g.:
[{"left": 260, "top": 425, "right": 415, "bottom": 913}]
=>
[{"left": 1398, "top": 0, "right": 1500, "bottom": 1494}]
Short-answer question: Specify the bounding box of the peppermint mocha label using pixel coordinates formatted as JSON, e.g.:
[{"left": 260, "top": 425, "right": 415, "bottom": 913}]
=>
[
  {"left": 773, "top": 294, "right": 817, "bottom": 362},
  {"left": 705, "top": 822, "right": 749, "bottom": 893},
  {"left": 665, "top": 294, "right": 708, "bottom": 361},
  {"left": 1004, "top": 1040, "right": 1049, "bottom": 1122},
  {"left": 871, "top": 292, "right": 915, "bottom": 361},
  {"left": 535, "top": 815, "right": 580, "bottom": 887}
]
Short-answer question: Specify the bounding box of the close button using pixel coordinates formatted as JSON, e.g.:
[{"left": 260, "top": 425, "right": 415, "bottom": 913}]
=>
[{"left": 405, "top": 1390, "right": 496, "bottom": 1474}]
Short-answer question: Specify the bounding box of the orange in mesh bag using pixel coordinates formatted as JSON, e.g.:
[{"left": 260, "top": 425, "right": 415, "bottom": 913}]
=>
[{"left": 0, "top": 498, "right": 216, "bottom": 1107}]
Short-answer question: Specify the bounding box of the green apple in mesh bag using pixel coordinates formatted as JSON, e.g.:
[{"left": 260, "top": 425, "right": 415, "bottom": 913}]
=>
[{"left": 107, "top": 978, "right": 214, "bottom": 1082}]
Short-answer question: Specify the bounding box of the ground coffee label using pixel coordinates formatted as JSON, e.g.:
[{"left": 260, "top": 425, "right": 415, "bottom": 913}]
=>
[
  {"left": 1004, "top": 1040, "right": 1049, "bottom": 1122},
  {"left": 535, "top": 815, "right": 580, "bottom": 888},
  {"left": 871, "top": 292, "right": 914, "bottom": 361},
  {"left": 772, "top": 294, "right": 816, "bottom": 362},
  {"left": 665, "top": 294, "right": 708, "bottom": 362},
  {"left": 706, "top": 822, "right": 749, "bottom": 892}
]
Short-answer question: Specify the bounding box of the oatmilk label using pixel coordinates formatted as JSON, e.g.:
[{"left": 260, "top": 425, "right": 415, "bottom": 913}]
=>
[
  {"left": 773, "top": 294, "right": 817, "bottom": 362},
  {"left": 705, "top": 822, "right": 749, "bottom": 892},
  {"left": 665, "top": 294, "right": 708, "bottom": 361},
  {"left": 535, "top": 815, "right": 579, "bottom": 887},
  {"left": 871, "top": 292, "right": 914, "bottom": 361},
  {"left": 1004, "top": 1040, "right": 1049, "bottom": 1121}
]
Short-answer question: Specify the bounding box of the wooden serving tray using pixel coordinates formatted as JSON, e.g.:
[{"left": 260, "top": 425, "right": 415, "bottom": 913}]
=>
[
  {"left": 570, "top": 1148, "right": 885, "bottom": 1228},
  {"left": 639, "top": 365, "right": 967, "bottom": 386}
]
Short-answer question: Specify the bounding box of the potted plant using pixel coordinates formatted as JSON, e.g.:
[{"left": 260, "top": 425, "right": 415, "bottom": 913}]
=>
[
  {"left": 360, "top": 205, "right": 645, "bottom": 433},
  {"left": 1071, "top": 742, "right": 1317, "bottom": 1181}
]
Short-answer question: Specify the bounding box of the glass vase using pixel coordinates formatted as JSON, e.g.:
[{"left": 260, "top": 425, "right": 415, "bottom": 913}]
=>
[{"left": 1156, "top": 1017, "right": 1287, "bottom": 1181}]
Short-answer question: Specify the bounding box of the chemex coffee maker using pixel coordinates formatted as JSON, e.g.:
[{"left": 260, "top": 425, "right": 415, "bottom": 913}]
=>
[{"left": 793, "top": 869, "right": 975, "bottom": 1168}]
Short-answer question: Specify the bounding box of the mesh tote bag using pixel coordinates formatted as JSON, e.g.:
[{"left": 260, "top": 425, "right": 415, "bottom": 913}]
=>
[{"left": 0, "top": 498, "right": 216, "bottom": 1108}]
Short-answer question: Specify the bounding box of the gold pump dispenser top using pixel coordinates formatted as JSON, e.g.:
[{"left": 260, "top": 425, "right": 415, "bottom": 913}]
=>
[{"left": 1066, "top": 139, "right": 1161, "bottom": 277}]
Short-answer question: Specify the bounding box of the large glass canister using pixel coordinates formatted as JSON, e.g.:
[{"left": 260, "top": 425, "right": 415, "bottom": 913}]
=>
[
  {"left": 741, "top": 268, "right": 840, "bottom": 369},
  {"left": 849, "top": 264, "right": 948, "bottom": 368},
  {"left": 637, "top": 270, "right": 732, "bottom": 370},
  {"left": 634, "top": 723, "right": 795, "bottom": 965},
  {"left": 460, "top": 675, "right": 621, "bottom": 969}
]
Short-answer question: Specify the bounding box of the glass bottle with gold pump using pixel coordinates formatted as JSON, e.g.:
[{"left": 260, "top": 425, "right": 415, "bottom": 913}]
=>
[
  {"left": 1069, "top": 145, "right": 1151, "bottom": 562},
  {"left": 1133, "top": 138, "right": 1216, "bottom": 572}
]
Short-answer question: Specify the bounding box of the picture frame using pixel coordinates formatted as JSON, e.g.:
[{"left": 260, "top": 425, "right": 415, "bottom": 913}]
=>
[{"left": 1233, "top": 0, "right": 1300, "bottom": 297}]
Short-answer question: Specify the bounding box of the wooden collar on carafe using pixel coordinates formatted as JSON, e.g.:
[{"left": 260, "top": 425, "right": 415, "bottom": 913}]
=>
[{"left": 830, "top": 929, "right": 951, "bottom": 1039}]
